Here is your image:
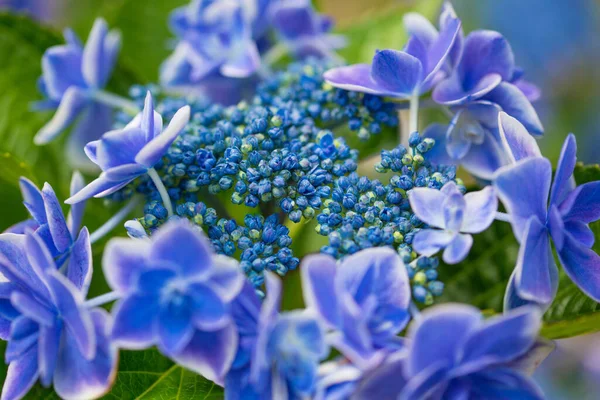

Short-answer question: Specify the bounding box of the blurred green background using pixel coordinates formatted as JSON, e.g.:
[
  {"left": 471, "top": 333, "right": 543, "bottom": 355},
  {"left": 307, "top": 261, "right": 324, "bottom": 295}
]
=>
[{"left": 1, "top": 0, "right": 599, "bottom": 398}]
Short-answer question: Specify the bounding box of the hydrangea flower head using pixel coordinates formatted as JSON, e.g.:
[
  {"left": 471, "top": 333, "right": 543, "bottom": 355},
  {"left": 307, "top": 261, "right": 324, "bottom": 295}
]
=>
[
  {"left": 323, "top": 3, "right": 461, "bottom": 98},
  {"left": 161, "top": 0, "right": 261, "bottom": 86},
  {"left": 0, "top": 230, "right": 116, "bottom": 400},
  {"left": 66, "top": 92, "right": 190, "bottom": 204},
  {"left": 301, "top": 247, "right": 411, "bottom": 368},
  {"left": 103, "top": 218, "right": 245, "bottom": 382},
  {"left": 409, "top": 181, "right": 497, "bottom": 264},
  {"left": 354, "top": 304, "right": 549, "bottom": 399},
  {"left": 270, "top": 0, "right": 346, "bottom": 59},
  {"left": 33, "top": 18, "right": 120, "bottom": 164},
  {"left": 494, "top": 131, "right": 600, "bottom": 309}
]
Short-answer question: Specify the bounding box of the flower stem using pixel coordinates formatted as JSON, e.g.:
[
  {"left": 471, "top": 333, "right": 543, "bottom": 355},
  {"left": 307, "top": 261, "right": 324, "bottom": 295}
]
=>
[
  {"left": 495, "top": 212, "right": 511, "bottom": 223},
  {"left": 92, "top": 90, "right": 139, "bottom": 115},
  {"left": 89, "top": 196, "right": 141, "bottom": 244},
  {"left": 147, "top": 168, "right": 174, "bottom": 217},
  {"left": 263, "top": 43, "right": 289, "bottom": 67},
  {"left": 409, "top": 92, "right": 420, "bottom": 134},
  {"left": 85, "top": 291, "right": 120, "bottom": 308}
]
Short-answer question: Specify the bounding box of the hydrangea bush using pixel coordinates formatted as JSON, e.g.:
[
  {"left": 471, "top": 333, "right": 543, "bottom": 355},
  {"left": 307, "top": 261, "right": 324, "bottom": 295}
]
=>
[{"left": 1, "top": 1, "right": 600, "bottom": 399}]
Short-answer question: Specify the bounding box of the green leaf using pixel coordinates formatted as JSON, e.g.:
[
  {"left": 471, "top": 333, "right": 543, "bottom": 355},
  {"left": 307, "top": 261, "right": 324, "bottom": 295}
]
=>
[
  {"left": 16, "top": 349, "right": 224, "bottom": 399},
  {"left": 334, "top": 0, "right": 444, "bottom": 64},
  {"left": 440, "top": 163, "right": 600, "bottom": 339}
]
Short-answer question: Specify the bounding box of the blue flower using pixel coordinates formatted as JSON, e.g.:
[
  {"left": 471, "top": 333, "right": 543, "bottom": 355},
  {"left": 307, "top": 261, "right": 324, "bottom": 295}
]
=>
[
  {"left": 6, "top": 173, "right": 87, "bottom": 267},
  {"left": 161, "top": 0, "right": 261, "bottom": 87},
  {"left": 323, "top": 3, "right": 461, "bottom": 98},
  {"left": 33, "top": 18, "right": 121, "bottom": 166},
  {"left": 301, "top": 247, "right": 411, "bottom": 368},
  {"left": 494, "top": 133, "right": 600, "bottom": 309},
  {"left": 0, "top": 230, "right": 117, "bottom": 400},
  {"left": 432, "top": 30, "right": 543, "bottom": 135},
  {"left": 65, "top": 92, "right": 190, "bottom": 204},
  {"left": 270, "top": 0, "right": 346, "bottom": 59},
  {"left": 103, "top": 219, "right": 245, "bottom": 383},
  {"left": 353, "top": 304, "right": 551, "bottom": 399},
  {"left": 408, "top": 181, "right": 497, "bottom": 264},
  {"left": 225, "top": 272, "right": 328, "bottom": 399}
]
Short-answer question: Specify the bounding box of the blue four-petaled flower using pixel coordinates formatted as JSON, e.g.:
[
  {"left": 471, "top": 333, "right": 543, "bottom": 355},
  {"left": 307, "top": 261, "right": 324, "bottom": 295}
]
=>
[
  {"left": 103, "top": 219, "right": 245, "bottom": 383},
  {"left": 408, "top": 181, "right": 497, "bottom": 264},
  {"left": 495, "top": 133, "right": 600, "bottom": 309}
]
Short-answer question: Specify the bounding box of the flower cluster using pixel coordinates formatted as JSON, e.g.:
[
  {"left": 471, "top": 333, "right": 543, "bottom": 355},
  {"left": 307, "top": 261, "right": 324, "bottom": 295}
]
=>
[{"left": 3, "top": 0, "right": 600, "bottom": 399}]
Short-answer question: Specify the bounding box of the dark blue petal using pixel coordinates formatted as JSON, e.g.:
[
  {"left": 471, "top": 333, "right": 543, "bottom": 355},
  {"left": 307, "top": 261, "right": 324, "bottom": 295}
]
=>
[
  {"left": 484, "top": 82, "right": 543, "bottom": 135},
  {"left": 559, "top": 181, "right": 600, "bottom": 224},
  {"left": 19, "top": 177, "right": 47, "bottom": 225},
  {"left": 111, "top": 293, "right": 160, "bottom": 349},
  {"left": 41, "top": 183, "right": 71, "bottom": 254},
  {"left": 0, "top": 345, "right": 39, "bottom": 400},
  {"left": 549, "top": 134, "right": 577, "bottom": 207},
  {"left": 558, "top": 231, "right": 600, "bottom": 302},
  {"left": 38, "top": 323, "right": 61, "bottom": 387},
  {"left": 371, "top": 50, "right": 423, "bottom": 97},
  {"left": 471, "top": 368, "right": 544, "bottom": 400},
  {"left": 66, "top": 228, "right": 92, "bottom": 294}
]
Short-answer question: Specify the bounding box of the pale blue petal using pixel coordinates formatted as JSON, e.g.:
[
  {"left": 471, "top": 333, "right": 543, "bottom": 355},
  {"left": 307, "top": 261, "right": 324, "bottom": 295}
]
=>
[
  {"left": 67, "top": 172, "right": 86, "bottom": 237},
  {"left": 19, "top": 177, "right": 46, "bottom": 225},
  {"left": 412, "top": 229, "right": 455, "bottom": 257},
  {"left": 442, "top": 233, "right": 473, "bottom": 264},
  {"left": 66, "top": 228, "right": 92, "bottom": 294},
  {"left": 407, "top": 187, "right": 447, "bottom": 228},
  {"left": 493, "top": 158, "right": 551, "bottom": 243},
  {"left": 300, "top": 253, "right": 339, "bottom": 328},
  {"left": 461, "top": 186, "right": 497, "bottom": 233},
  {"left": 42, "top": 183, "right": 71, "bottom": 253},
  {"left": 498, "top": 112, "right": 541, "bottom": 163},
  {"left": 220, "top": 40, "right": 261, "bottom": 78},
  {"left": 34, "top": 87, "right": 89, "bottom": 145},
  {"left": 82, "top": 18, "right": 109, "bottom": 88}
]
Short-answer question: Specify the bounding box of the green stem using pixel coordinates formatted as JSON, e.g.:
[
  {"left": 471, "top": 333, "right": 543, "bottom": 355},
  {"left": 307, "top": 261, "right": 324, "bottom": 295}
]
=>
[
  {"left": 92, "top": 90, "right": 139, "bottom": 116},
  {"left": 147, "top": 168, "right": 174, "bottom": 217}
]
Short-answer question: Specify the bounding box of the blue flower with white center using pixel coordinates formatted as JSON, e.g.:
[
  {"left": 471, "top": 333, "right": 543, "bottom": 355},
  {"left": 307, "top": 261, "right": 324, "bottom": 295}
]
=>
[
  {"left": 66, "top": 92, "right": 190, "bottom": 216},
  {"left": 323, "top": 3, "right": 461, "bottom": 98},
  {"left": 353, "top": 304, "right": 552, "bottom": 400},
  {"left": 0, "top": 229, "right": 117, "bottom": 400},
  {"left": 6, "top": 174, "right": 87, "bottom": 267},
  {"left": 225, "top": 272, "right": 327, "bottom": 399},
  {"left": 494, "top": 131, "right": 600, "bottom": 310},
  {"left": 161, "top": 0, "right": 261, "bottom": 87},
  {"left": 103, "top": 219, "right": 245, "bottom": 383},
  {"left": 33, "top": 18, "right": 123, "bottom": 167},
  {"left": 301, "top": 247, "right": 411, "bottom": 369},
  {"left": 408, "top": 181, "right": 497, "bottom": 264},
  {"left": 270, "top": 0, "right": 346, "bottom": 60}
]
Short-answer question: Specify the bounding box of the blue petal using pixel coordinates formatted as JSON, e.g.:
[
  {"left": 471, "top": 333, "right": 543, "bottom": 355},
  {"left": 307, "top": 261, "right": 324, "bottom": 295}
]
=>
[
  {"left": 484, "top": 82, "right": 543, "bottom": 135},
  {"left": 1, "top": 345, "right": 39, "bottom": 400},
  {"left": 135, "top": 105, "right": 190, "bottom": 168},
  {"left": 82, "top": 18, "right": 109, "bottom": 88},
  {"left": 503, "top": 268, "right": 557, "bottom": 312},
  {"left": 54, "top": 308, "right": 118, "bottom": 400},
  {"left": 513, "top": 217, "right": 556, "bottom": 303},
  {"left": 457, "top": 306, "right": 541, "bottom": 371},
  {"left": 65, "top": 173, "right": 128, "bottom": 204},
  {"left": 458, "top": 30, "right": 514, "bottom": 92},
  {"left": 189, "top": 282, "right": 228, "bottom": 331},
  {"left": 403, "top": 13, "right": 437, "bottom": 49},
  {"left": 96, "top": 127, "right": 147, "bottom": 170},
  {"left": 446, "top": 111, "right": 474, "bottom": 160},
  {"left": 324, "top": 64, "right": 402, "bottom": 97},
  {"left": 0, "top": 233, "right": 50, "bottom": 298},
  {"left": 461, "top": 186, "right": 498, "bottom": 233},
  {"left": 498, "top": 112, "right": 541, "bottom": 163},
  {"left": 493, "top": 158, "right": 551, "bottom": 243},
  {"left": 564, "top": 220, "right": 595, "bottom": 248},
  {"left": 442, "top": 233, "right": 473, "bottom": 264},
  {"left": 220, "top": 40, "right": 261, "bottom": 78},
  {"left": 111, "top": 293, "right": 159, "bottom": 349},
  {"left": 460, "top": 127, "right": 507, "bottom": 181},
  {"left": 172, "top": 324, "right": 238, "bottom": 383},
  {"left": 24, "top": 229, "right": 56, "bottom": 279},
  {"left": 352, "top": 352, "right": 407, "bottom": 399},
  {"left": 141, "top": 92, "right": 155, "bottom": 142},
  {"left": 549, "top": 134, "right": 577, "bottom": 207},
  {"left": 271, "top": 1, "right": 320, "bottom": 39},
  {"left": 136, "top": 268, "right": 176, "bottom": 294},
  {"left": 422, "top": 123, "right": 456, "bottom": 166},
  {"left": 19, "top": 177, "right": 47, "bottom": 225},
  {"left": 442, "top": 191, "right": 466, "bottom": 232},
  {"left": 433, "top": 70, "right": 501, "bottom": 105},
  {"left": 558, "top": 231, "right": 600, "bottom": 302},
  {"left": 66, "top": 228, "right": 92, "bottom": 294},
  {"left": 407, "top": 303, "right": 480, "bottom": 377},
  {"left": 11, "top": 291, "right": 55, "bottom": 326},
  {"left": 407, "top": 187, "right": 447, "bottom": 229},
  {"left": 208, "top": 255, "right": 245, "bottom": 302},
  {"left": 559, "top": 181, "right": 600, "bottom": 224},
  {"left": 157, "top": 299, "right": 194, "bottom": 354},
  {"left": 41, "top": 43, "right": 85, "bottom": 100},
  {"left": 421, "top": 13, "right": 461, "bottom": 90},
  {"left": 34, "top": 87, "right": 89, "bottom": 145},
  {"left": 104, "top": 163, "right": 147, "bottom": 181},
  {"left": 300, "top": 253, "right": 339, "bottom": 328},
  {"left": 399, "top": 361, "right": 449, "bottom": 400},
  {"left": 46, "top": 272, "right": 96, "bottom": 359},
  {"left": 412, "top": 229, "right": 455, "bottom": 257},
  {"left": 371, "top": 50, "right": 423, "bottom": 97},
  {"left": 471, "top": 368, "right": 544, "bottom": 400},
  {"left": 38, "top": 323, "right": 61, "bottom": 387},
  {"left": 42, "top": 183, "right": 72, "bottom": 253},
  {"left": 150, "top": 220, "right": 213, "bottom": 278}
]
